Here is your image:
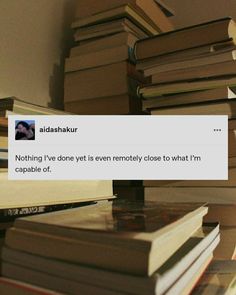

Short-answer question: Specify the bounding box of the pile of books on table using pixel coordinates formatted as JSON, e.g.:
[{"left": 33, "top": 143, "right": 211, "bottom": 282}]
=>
[{"left": 0, "top": 201, "right": 221, "bottom": 294}]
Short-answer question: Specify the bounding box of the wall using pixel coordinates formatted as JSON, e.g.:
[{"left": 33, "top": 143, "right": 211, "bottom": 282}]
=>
[
  {"left": 164, "top": 0, "right": 236, "bottom": 28},
  {"left": 0, "top": 0, "right": 77, "bottom": 109}
]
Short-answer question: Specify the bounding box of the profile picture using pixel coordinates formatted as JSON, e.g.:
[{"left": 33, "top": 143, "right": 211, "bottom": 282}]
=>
[{"left": 15, "top": 120, "right": 35, "bottom": 141}]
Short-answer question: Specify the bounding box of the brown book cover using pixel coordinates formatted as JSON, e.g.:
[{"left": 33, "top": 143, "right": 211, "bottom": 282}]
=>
[
  {"left": 142, "top": 87, "right": 236, "bottom": 111},
  {"left": 71, "top": 32, "right": 138, "bottom": 57},
  {"left": 64, "top": 62, "right": 143, "bottom": 103},
  {"left": 135, "top": 17, "right": 236, "bottom": 60},
  {"left": 150, "top": 100, "right": 236, "bottom": 118},
  {"left": 65, "top": 94, "right": 142, "bottom": 115},
  {"left": 5, "top": 201, "right": 208, "bottom": 276}
]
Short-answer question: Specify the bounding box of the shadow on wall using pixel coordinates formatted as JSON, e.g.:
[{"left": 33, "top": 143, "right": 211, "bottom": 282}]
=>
[{"left": 48, "top": 0, "right": 78, "bottom": 110}]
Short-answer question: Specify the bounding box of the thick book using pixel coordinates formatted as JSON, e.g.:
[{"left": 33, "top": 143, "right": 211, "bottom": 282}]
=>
[
  {"left": 145, "top": 187, "right": 236, "bottom": 204},
  {"left": 134, "top": 17, "right": 236, "bottom": 60},
  {"left": 64, "top": 94, "right": 142, "bottom": 115},
  {"left": 0, "top": 97, "right": 70, "bottom": 116},
  {"left": 5, "top": 201, "right": 208, "bottom": 276},
  {"left": 64, "top": 62, "right": 143, "bottom": 103},
  {"left": 150, "top": 100, "right": 236, "bottom": 118},
  {"left": 65, "top": 45, "right": 135, "bottom": 73},
  {"left": 192, "top": 260, "right": 236, "bottom": 294},
  {"left": 142, "top": 49, "right": 236, "bottom": 77},
  {"left": 74, "top": 0, "right": 173, "bottom": 32},
  {"left": 0, "top": 169, "right": 113, "bottom": 209},
  {"left": 74, "top": 18, "right": 147, "bottom": 42},
  {"left": 151, "top": 60, "right": 236, "bottom": 84},
  {"left": 71, "top": 32, "right": 138, "bottom": 57},
  {"left": 1, "top": 224, "right": 219, "bottom": 295},
  {"left": 139, "top": 76, "right": 236, "bottom": 98},
  {"left": 72, "top": 4, "right": 161, "bottom": 35},
  {"left": 142, "top": 87, "right": 236, "bottom": 111},
  {"left": 136, "top": 39, "right": 235, "bottom": 71}
]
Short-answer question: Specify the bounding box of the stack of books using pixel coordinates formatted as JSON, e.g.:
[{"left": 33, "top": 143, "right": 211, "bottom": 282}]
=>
[
  {"left": 133, "top": 17, "right": 236, "bottom": 260},
  {"left": 135, "top": 17, "right": 236, "bottom": 115},
  {"left": 64, "top": 0, "right": 173, "bottom": 115},
  {"left": 1, "top": 201, "right": 220, "bottom": 294}
]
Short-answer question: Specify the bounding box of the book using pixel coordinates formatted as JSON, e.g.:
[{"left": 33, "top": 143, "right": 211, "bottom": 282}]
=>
[
  {"left": 142, "top": 50, "right": 236, "bottom": 77},
  {"left": 145, "top": 187, "right": 236, "bottom": 204},
  {"left": 0, "top": 277, "right": 61, "bottom": 295},
  {"left": 213, "top": 226, "right": 236, "bottom": 259},
  {"left": 142, "top": 87, "right": 236, "bottom": 111},
  {"left": 136, "top": 40, "right": 236, "bottom": 71},
  {"left": 192, "top": 260, "right": 236, "bottom": 295},
  {"left": 139, "top": 76, "right": 236, "bottom": 98},
  {"left": 0, "top": 97, "right": 70, "bottom": 116},
  {"left": 72, "top": 4, "right": 161, "bottom": 35},
  {"left": 75, "top": 0, "right": 173, "bottom": 32},
  {"left": 70, "top": 32, "right": 138, "bottom": 57},
  {"left": 64, "top": 94, "right": 142, "bottom": 115},
  {"left": 64, "top": 62, "right": 143, "bottom": 103},
  {"left": 74, "top": 18, "right": 148, "bottom": 42},
  {"left": 151, "top": 60, "right": 236, "bottom": 84},
  {"left": 134, "top": 17, "right": 236, "bottom": 60},
  {"left": 0, "top": 169, "right": 113, "bottom": 209},
  {"left": 1, "top": 224, "right": 219, "bottom": 295},
  {"left": 150, "top": 100, "right": 236, "bottom": 117},
  {"left": 65, "top": 45, "right": 135, "bottom": 73},
  {"left": 5, "top": 201, "right": 208, "bottom": 276}
]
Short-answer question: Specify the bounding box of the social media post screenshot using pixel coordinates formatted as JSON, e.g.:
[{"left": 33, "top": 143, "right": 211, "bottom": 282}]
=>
[{"left": 8, "top": 115, "right": 228, "bottom": 180}]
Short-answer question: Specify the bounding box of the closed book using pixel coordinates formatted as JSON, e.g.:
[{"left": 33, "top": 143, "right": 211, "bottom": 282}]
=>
[
  {"left": 152, "top": 60, "right": 236, "bottom": 84},
  {"left": 5, "top": 201, "right": 208, "bottom": 276},
  {"left": 75, "top": 0, "right": 173, "bottom": 32},
  {"left": 64, "top": 62, "right": 143, "bottom": 103},
  {"left": 70, "top": 32, "right": 138, "bottom": 57},
  {"left": 72, "top": 5, "right": 160, "bottom": 35},
  {"left": 139, "top": 76, "right": 236, "bottom": 98},
  {"left": 65, "top": 46, "right": 135, "bottom": 73},
  {"left": 0, "top": 169, "right": 112, "bottom": 209},
  {"left": 142, "top": 87, "right": 236, "bottom": 111},
  {"left": 0, "top": 97, "right": 70, "bottom": 116},
  {"left": 134, "top": 17, "right": 236, "bottom": 60},
  {"left": 1, "top": 224, "right": 219, "bottom": 295},
  {"left": 150, "top": 100, "right": 236, "bottom": 118},
  {"left": 64, "top": 94, "right": 142, "bottom": 115},
  {"left": 143, "top": 49, "right": 236, "bottom": 77},
  {"left": 74, "top": 18, "right": 147, "bottom": 42},
  {"left": 136, "top": 39, "right": 235, "bottom": 71}
]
